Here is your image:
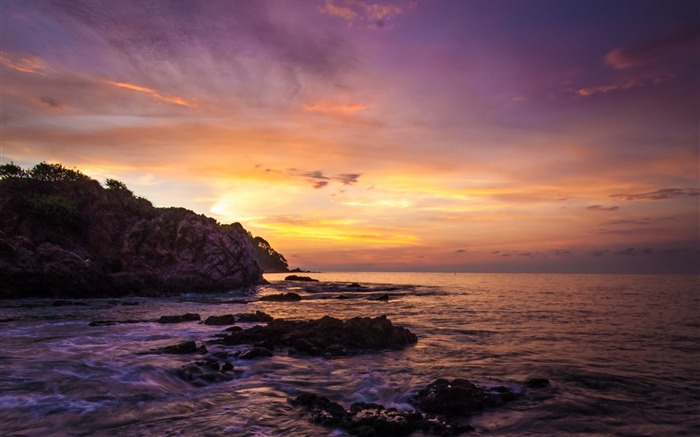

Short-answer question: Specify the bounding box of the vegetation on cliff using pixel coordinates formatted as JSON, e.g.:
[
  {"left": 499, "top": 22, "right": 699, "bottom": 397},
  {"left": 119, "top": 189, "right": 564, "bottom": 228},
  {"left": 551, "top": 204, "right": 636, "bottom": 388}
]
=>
[{"left": 0, "top": 162, "right": 287, "bottom": 298}]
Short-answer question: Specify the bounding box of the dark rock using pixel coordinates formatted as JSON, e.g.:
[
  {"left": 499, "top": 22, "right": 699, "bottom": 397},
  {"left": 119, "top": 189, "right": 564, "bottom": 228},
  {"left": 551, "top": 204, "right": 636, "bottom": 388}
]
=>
[
  {"left": 526, "top": 378, "right": 550, "bottom": 388},
  {"left": 219, "top": 315, "right": 417, "bottom": 356},
  {"left": 205, "top": 311, "right": 273, "bottom": 325},
  {"left": 259, "top": 292, "right": 302, "bottom": 302},
  {"left": 235, "top": 311, "right": 274, "bottom": 323},
  {"left": 376, "top": 293, "right": 389, "bottom": 301},
  {"left": 204, "top": 314, "right": 237, "bottom": 325},
  {"left": 410, "top": 378, "right": 518, "bottom": 416},
  {"left": 347, "top": 283, "right": 363, "bottom": 288},
  {"left": 0, "top": 174, "right": 268, "bottom": 298},
  {"left": 147, "top": 340, "right": 207, "bottom": 355},
  {"left": 239, "top": 347, "right": 273, "bottom": 359},
  {"left": 284, "top": 275, "right": 319, "bottom": 282},
  {"left": 293, "top": 393, "right": 474, "bottom": 436},
  {"left": 174, "top": 360, "right": 238, "bottom": 386},
  {"left": 158, "top": 313, "right": 201, "bottom": 323}
]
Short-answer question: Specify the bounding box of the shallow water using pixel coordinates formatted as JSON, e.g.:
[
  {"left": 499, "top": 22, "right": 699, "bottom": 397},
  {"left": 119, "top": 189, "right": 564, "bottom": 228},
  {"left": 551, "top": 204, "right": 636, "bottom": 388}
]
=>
[{"left": 1, "top": 273, "right": 698, "bottom": 436}]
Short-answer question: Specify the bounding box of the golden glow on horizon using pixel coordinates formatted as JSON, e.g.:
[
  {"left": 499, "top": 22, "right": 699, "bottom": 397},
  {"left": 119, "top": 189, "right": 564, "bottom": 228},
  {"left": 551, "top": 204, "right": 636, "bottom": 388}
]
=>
[
  {"left": 106, "top": 81, "right": 194, "bottom": 107},
  {"left": 303, "top": 102, "right": 368, "bottom": 113}
]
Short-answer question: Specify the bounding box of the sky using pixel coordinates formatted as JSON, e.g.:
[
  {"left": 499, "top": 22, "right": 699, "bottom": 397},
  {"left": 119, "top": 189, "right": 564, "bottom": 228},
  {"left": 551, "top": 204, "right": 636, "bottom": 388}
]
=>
[{"left": 1, "top": 0, "right": 698, "bottom": 274}]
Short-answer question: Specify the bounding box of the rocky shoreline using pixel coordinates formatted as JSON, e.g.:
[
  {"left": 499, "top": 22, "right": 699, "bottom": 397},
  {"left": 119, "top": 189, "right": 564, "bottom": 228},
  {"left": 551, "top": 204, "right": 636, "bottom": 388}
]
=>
[{"left": 91, "top": 278, "right": 551, "bottom": 437}]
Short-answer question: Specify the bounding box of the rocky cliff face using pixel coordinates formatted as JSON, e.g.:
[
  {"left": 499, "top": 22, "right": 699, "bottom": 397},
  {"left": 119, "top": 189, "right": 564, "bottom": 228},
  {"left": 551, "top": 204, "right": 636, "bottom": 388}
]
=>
[{"left": 0, "top": 177, "right": 264, "bottom": 298}]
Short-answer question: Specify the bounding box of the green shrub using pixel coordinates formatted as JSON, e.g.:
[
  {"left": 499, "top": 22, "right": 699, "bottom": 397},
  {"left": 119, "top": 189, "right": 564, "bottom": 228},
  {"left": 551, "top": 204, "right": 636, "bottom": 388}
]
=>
[
  {"left": 27, "top": 194, "right": 79, "bottom": 226},
  {"left": 28, "top": 162, "right": 91, "bottom": 182},
  {"left": 0, "top": 162, "right": 27, "bottom": 179}
]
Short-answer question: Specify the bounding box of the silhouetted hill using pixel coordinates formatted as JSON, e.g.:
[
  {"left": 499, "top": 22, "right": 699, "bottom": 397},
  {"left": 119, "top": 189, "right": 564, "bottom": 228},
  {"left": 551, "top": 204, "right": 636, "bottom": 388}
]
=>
[{"left": 0, "top": 163, "right": 286, "bottom": 298}]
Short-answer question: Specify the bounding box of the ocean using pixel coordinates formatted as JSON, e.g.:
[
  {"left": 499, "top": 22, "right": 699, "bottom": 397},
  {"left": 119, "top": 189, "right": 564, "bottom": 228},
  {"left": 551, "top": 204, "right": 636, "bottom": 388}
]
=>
[{"left": 1, "top": 272, "right": 698, "bottom": 436}]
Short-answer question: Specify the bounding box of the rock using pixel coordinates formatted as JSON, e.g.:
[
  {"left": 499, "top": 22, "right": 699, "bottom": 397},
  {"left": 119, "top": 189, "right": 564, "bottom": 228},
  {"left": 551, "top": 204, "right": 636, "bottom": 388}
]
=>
[
  {"left": 293, "top": 393, "right": 474, "bottom": 436},
  {"left": 155, "top": 340, "right": 207, "bottom": 355},
  {"left": 259, "top": 292, "right": 302, "bottom": 302},
  {"left": 284, "top": 275, "right": 318, "bottom": 282},
  {"left": 0, "top": 174, "right": 270, "bottom": 298},
  {"left": 204, "top": 314, "right": 237, "bottom": 325},
  {"left": 205, "top": 311, "right": 273, "bottom": 325},
  {"left": 376, "top": 293, "right": 389, "bottom": 301},
  {"left": 347, "top": 283, "right": 363, "bottom": 288},
  {"left": 174, "top": 360, "right": 238, "bottom": 386},
  {"left": 158, "top": 313, "right": 201, "bottom": 323},
  {"left": 239, "top": 347, "right": 273, "bottom": 359},
  {"left": 526, "top": 378, "right": 550, "bottom": 388},
  {"left": 219, "top": 315, "right": 417, "bottom": 356},
  {"left": 410, "top": 378, "right": 518, "bottom": 416}
]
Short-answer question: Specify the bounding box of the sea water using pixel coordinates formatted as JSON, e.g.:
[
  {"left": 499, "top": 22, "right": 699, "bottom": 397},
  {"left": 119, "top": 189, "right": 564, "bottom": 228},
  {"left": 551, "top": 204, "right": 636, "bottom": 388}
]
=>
[{"left": 1, "top": 273, "right": 698, "bottom": 436}]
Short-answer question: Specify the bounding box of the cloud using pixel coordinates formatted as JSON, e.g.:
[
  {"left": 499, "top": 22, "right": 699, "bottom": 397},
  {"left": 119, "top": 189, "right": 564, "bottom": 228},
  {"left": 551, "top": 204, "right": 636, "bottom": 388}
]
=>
[
  {"left": 605, "top": 25, "right": 700, "bottom": 69},
  {"left": 455, "top": 249, "right": 466, "bottom": 253},
  {"left": 586, "top": 204, "right": 619, "bottom": 211},
  {"left": 304, "top": 102, "right": 367, "bottom": 113},
  {"left": 106, "top": 81, "right": 194, "bottom": 107},
  {"left": 0, "top": 51, "right": 46, "bottom": 74},
  {"left": 611, "top": 188, "right": 700, "bottom": 201},
  {"left": 39, "top": 96, "right": 61, "bottom": 108},
  {"left": 614, "top": 247, "right": 653, "bottom": 256},
  {"left": 320, "top": 0, "right": 415, "bottom": 29},
  {"left": 272, "top": 168, "right": 362, "bottom": 189}
]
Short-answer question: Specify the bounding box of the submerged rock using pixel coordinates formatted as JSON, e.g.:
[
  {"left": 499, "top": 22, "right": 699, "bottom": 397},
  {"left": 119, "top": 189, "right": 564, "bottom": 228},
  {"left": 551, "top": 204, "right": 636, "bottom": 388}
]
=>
[
  {"left": 151, "top": 340, "right": 207, "bottom": 355},
  {"left": 526, "top": 378, "right": 550, "bottom": 388},
  {"left": 218, "top": 315, "right": 417, "bottom": 356},
  {"left": 174, "top": 359, "right": 238, "bottom": 386}
]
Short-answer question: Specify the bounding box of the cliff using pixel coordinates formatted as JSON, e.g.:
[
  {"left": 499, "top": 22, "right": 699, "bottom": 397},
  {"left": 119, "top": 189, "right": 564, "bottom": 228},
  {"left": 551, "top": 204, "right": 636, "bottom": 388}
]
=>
[{"left": 0, "top": 165, "right": 270, "bottom": 298}]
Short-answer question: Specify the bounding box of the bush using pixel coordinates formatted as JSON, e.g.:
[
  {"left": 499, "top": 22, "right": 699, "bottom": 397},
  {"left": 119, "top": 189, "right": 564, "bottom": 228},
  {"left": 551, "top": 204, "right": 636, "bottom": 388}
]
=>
[
  {"left": 105, "top": 178, "right": 133, "bottom": 195},
  {"left": 27, "top": 194, "right": 79, "bottom": 226},
  {"left": 28, "top": 162, "right": 91, "bottom": 182},
  {"left": 0, "top": 162, "right": 27, "bottom": 179}
]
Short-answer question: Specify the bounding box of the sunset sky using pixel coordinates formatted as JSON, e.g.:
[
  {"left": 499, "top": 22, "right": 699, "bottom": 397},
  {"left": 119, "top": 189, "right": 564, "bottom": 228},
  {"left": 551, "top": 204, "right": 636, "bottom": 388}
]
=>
[{"left": 1, "top": 0, "right": 698, "bottom": 273}]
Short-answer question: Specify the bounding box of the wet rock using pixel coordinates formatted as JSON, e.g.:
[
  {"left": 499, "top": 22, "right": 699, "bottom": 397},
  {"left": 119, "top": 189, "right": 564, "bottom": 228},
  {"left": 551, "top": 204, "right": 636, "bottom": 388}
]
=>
[
  {"left": 205, "top": 311, "right": 273, "bottom": 325},
  {"left": 174, "top": 360, "right": 238, "bottom": 386},
  {"left": 219, "top": 315, "right": 417, "bottom": 357},
  {"left": 526, "top": 378, "right": 550, "bottom": 388},
  {"left": 150, "top": 340, "right": 207, "bottom": 355},
  {"left": 284, "top": 275, "right": 319, "bottom": 282},
  {"left": 347, "top": 283, "right": 363, "bottom": 288},
  {"left": 158, "top": 313, "right": 201, "bottom": 323},
  {"left": 259, "top": 292, "right": 302, "bottom": 302},
  {"left": 236, "top": 311, "right": 274, "bottom": 323},
  {"left": 89, "top": 319, "right": 143, "bottom": 326},
  {"left": 410, "top": 378, "right": 518, "bottom": 416},
  {"left": 204, "top": 314, "right": 236, "bottom": 325},
  {"left": 376, "top": 293, "right": 389, "bottom": 301},
  {"left": 293, "top": 393, "right": 474, "bottom": 436},
  {"left": 239, "top": 346, "right": 273, "bottom": 359}
]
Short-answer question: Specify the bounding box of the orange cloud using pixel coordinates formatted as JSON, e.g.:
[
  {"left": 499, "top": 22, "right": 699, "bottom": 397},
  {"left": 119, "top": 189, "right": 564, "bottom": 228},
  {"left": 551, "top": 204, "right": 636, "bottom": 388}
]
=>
[
  {"left": 106, "top": 80, "right": 194, "bottom": 107},
  {"left": 0, "top": 51, "right": 46, "bottom": 74},
  {"left": 303, "top": 102, "right": 367, "bottom": 113}
]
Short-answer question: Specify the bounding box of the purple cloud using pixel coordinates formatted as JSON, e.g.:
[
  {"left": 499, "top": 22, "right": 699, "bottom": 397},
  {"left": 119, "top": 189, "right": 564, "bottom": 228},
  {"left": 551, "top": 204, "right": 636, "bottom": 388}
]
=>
[
  {"left": 586, "top": 204, "right": 619, "bottom": 212},
  {"left": 605, "top": 25, "right": 700, "bottom": 69},
  {"left": 611, "top": 188, "right": 700, "bottom": 201}
]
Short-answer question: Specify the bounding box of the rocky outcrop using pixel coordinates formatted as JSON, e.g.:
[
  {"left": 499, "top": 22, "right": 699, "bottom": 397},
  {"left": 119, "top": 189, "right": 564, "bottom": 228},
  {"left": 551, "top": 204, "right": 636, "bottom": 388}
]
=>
[
  {"left": 410, "top": 379, "right": 518, "bottom": 415},
  {"left": 259, "top": 292, "right": 302, "bottom": 302},
  {"left": 0, "top": 175, "right": 268, "bottom": 298},
  {"left": 293, "top": 393, "right": 474, "bottom": 436},
  {"left": 218, "top": 315, "right": 417, "bottom": 357}
]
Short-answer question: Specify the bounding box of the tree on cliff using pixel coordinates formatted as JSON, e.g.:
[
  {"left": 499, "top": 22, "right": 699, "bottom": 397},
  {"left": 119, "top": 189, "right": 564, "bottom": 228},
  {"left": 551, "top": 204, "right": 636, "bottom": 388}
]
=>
[{"left": 253, "top": 236, "right": 289, "bottom": 272}]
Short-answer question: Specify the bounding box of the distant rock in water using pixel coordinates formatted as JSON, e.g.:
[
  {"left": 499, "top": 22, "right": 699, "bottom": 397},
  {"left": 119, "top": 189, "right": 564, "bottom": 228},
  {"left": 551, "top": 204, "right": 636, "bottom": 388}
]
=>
[
  {"left": 259, "top": 292, "right": 302, "bottom": 302},
  {"left": 158, "top": 313, "right": 201, "bottom": 324},
  {"left": 284, "top": 275, "right": 319, "bottom": 282},
  {"left": 0, "top": 162, "right": 282, "bottom": 298},
  {"left": 410, "top": 378, "right": 518, "bottom": 415}
]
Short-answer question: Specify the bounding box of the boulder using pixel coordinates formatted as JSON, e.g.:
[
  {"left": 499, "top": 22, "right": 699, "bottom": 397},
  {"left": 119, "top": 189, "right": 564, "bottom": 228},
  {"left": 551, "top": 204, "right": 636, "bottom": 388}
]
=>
[
  {"left": 219, "top": 315, "right": 417, "bottom": 356},
  {"left": 293, "top": 393, "right": 474, "bottom": 436},
  {"left": 410, "top": 379, "right": 518, "bottom": 416},
  {"left": 259, "top": 292, "right": 302, "bottom": 302},
  {"left": 158, "top": 313, "right": 201, "bottom": 323}
]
